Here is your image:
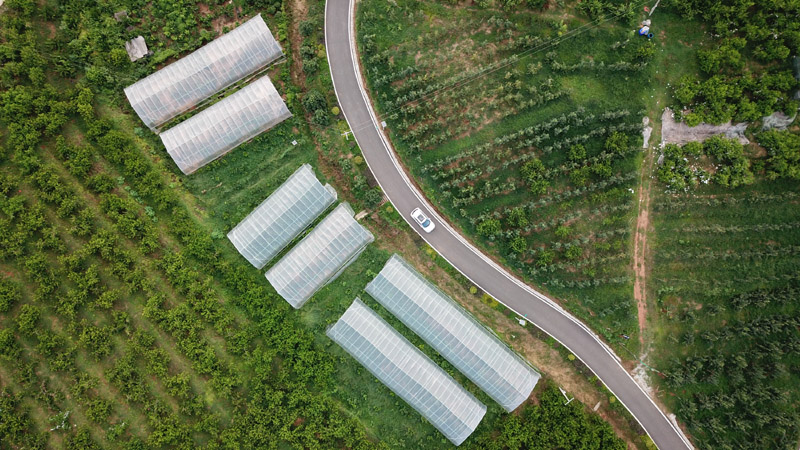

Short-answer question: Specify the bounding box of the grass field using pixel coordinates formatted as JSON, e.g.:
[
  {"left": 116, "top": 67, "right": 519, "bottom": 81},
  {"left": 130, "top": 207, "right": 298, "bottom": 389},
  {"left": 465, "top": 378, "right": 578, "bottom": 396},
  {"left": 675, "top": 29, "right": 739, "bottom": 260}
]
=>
[{"left": 357, "top": 0, "right": 657, "bottom": 352}]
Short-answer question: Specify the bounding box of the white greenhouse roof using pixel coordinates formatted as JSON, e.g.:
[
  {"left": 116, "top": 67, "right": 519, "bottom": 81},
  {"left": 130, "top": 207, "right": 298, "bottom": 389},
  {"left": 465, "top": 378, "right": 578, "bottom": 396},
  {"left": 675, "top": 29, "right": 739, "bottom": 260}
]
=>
[
  {"left": 227, "top": 164, "right": 337, "bottom": 269},
  {"left": 327, "top": 298, "right": 486, "bottom": 446},
  {"left": 365, "top": 254, "right": 540, "bottom": 412},
  {"left": 124, "top": 14, "right": 283, "bottom": 129},
  {"left": 265, "top": 203, "right": 373, "bottom": 309},
  {"left": 160, "top": 75, "right": 291, "bottom": 175}
]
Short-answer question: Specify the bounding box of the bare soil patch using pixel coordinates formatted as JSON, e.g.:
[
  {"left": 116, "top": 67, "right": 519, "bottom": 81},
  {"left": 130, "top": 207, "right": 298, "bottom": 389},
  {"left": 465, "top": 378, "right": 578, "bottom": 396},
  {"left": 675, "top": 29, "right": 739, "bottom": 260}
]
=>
[
  {"left": 633, "top": 143, "right": 654, "bottom": 346},
  {"left": 661, "top": 107, "right": 749, "bottom": 145}
]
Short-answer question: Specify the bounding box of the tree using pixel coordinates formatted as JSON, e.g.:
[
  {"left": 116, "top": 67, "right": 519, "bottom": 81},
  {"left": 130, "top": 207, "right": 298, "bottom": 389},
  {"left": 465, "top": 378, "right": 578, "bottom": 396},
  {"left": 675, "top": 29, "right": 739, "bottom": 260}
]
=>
[
  {"left": 759, "top": 130, "right": 800, "bottom": 180},
  {"left": 510, "top": 235, "right": 527, "bottom": 253},
  {"left": 568, "top": 144, "right": 586, "bottom": 162},
  {"left": 507, "top": 207, "right": 528, "bottom": 227},
  {"left": 15, "top": 304, "right": 40, "bottom": 336},
  {"left": 477, "top": 218, "right": 501, "bottom": 237},
  {"left": 604, "top": 132, "right": 629, "bottom": 155},
  {"left": 565, "top": 245, "right": 583, "bottom": 260},
  {"left": 536, "top": 249, "right": 554, "bottom": 268},
  {"left": 302, "top": 90, "right": 327, "bottom": 113},
  {"left": 364, "top": 188, "right": 383, "bottom": 208},
  {"left": 0, "top": 279, "right": 20, "bottom": 313},
  {"left": 520, "top": 158, "right": 549, "bottom": 195}
]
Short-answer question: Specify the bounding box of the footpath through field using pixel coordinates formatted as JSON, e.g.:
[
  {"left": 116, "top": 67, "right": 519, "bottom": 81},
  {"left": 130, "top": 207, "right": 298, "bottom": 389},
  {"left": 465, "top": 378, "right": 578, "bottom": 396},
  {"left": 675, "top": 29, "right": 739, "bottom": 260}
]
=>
[{"left": 324, "top": 0, "right": 693, "bottom": 448}]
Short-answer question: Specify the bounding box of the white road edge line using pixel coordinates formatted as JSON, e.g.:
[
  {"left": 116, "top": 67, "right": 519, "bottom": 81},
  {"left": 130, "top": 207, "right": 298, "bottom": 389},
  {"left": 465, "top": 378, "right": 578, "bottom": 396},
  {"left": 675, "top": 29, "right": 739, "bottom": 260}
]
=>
[{"left": 324, "top": 1, "right": 693, "bottom": 448}]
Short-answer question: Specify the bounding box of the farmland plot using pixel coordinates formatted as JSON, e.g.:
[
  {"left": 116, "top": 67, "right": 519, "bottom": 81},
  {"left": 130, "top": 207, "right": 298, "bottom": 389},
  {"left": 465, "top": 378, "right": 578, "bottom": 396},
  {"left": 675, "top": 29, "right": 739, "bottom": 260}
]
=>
[{"left": 358, "top": 0, "right": 655, "bottom": 350}]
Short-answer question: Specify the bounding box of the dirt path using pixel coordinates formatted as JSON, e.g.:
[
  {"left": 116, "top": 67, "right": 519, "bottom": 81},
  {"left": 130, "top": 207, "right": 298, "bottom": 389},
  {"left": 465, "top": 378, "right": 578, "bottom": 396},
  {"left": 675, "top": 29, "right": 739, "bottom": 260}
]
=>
[
  {"left": 633, "top": 144, "right": 654, "bottom": 346},
  {"left": 289, "top": 0, "right": 309, "bottom": 88}
]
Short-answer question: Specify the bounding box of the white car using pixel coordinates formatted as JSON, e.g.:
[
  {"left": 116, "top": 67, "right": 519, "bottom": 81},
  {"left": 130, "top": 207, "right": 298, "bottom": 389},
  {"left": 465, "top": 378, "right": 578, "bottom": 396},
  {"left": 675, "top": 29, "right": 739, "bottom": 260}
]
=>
[{"left": 411, "top": 208, "right": 435, "bottom": 233}]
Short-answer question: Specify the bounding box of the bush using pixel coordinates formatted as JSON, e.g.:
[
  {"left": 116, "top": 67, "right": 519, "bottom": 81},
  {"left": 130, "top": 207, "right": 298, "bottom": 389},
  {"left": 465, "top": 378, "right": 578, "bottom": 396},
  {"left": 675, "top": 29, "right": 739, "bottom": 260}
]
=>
[
  {"left": 0, "top": 279, "right": 20, "bottom": 313},
  {"left": 302, "top": 90, "right": 327, "bottom": 113},
  {"left": 299, "top": 20, "right": 317, "bottom": 37},
  {"left": 759, "top": 130, "right": 800, "bottom": 180},
  {"left": 510, "top": 235, "right": 527, "bottom": 253},
  {"left": 364, "top": 188, "right": 383, "bottom": 208},
  {"left": 520, "top": 159, "right": 549, "bottom": 195},
  {"left": 477, "top": 218, "right": 502, "bottom": 237},
  {"left": 15, "top": 304, "right": 39, "bottom": 335},
  {"left": 568, "top": 144, "right": 586, "bottom": 162}
]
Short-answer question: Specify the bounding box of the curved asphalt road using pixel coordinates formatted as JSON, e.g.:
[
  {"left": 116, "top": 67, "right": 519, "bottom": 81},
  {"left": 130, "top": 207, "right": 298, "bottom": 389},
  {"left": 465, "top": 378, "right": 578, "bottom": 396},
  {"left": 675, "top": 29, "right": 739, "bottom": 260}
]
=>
[{"left": 325, "top": 1, "right": 692, "bottom": 448}]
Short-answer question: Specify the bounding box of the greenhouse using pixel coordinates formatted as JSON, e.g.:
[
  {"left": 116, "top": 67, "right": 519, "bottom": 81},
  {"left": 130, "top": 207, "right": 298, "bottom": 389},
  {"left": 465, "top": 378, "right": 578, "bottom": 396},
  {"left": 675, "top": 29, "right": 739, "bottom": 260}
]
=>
[
  {"left": 266, "top": 203, "right": 373, "bottom": 309},
  {"left": 365, "top": 254, "right": 540, "bottom": 412},
  {"left": 227, "top": 164, "right": 337, "bottom": 269},
  {"left": 327, "top": 298, "right": 486, "bottom": 446},
  {"left": 160, "top": 75, "right": 291, "bottom": 175},
  {"left": 124, "top": 14, "right": 283, "bottom": 130}
]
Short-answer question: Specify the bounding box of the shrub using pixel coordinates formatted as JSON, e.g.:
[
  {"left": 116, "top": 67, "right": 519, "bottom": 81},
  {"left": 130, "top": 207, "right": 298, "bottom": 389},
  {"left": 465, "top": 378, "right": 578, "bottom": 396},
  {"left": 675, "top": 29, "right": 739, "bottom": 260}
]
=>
[
  {"left": 0, "top": 279, "right": 20, "bottom": 313},
  {"left": 759, "top": 130, "right": 800, "bottom": 180},
  {"left": 520, "top": 159, "right": 549, "bottom": 195},
  {"left": 364, "top": 188, "right": 383, "bottom": 208},
  {"left": 568, "top": 144, "right": 586, "bottom": 162},
  {"left": 477, "top": 218, "right": 502, "bottom": 237},
  {"left": 15, "top": 304, "right": 39, "bottom": 336},
  {"left": 565, "top": 245, "right": 583, "bottom": 260},
  {"left": 510, "top": 235, "right": 527, "bottom": 253},
  {"left": 507, "top": 207, "right": 529, "bottom": 227},
  {"left": 302, "top": 90, "right": 327, "bottom": 112}
]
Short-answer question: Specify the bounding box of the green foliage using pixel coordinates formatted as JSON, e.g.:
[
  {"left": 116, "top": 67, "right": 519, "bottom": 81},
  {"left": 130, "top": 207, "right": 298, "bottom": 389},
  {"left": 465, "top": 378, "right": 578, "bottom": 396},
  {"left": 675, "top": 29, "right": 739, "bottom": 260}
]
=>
[
  {"left": 507, "top": 207, "right": 529, "bottom": 227},
  {"left": 703, "top": 136, "right": 754, "bottom": 187},
  {"left": 657, "top": 137, "right": 753, "bottom": 190},
  {"left": 568, "top": 143, "right": 586, "bottom": 162},
  {"left": 85, "top": 398, "right": 112, "bottom": 423},
  {"left": 471, "top": 382, "right": 626, "bottom": 449},
  {"left": 520, "top": 158, "right": 549, "bottom": 195},
  {"left": 604, "top": 132, "right": 629, "bottom": 156},
  {"left": 302, "top": 87, "right": 330, "bottom": 124},
  {"left": 15, "top": 304, "right": 40, "bottom": 336},
  {"left": 510, "top": 234, "right": 528, "bottom": 253},
  {"left": 536, "top": 249, "right": 554, "bottom": 268},
  {"left": 0, "top": 279, "right": 20, "bottom": 313},
  {"left": 667, "top": 0, "right": 800, "bottom": 123},
  {"left": 759, "top": 130, "right": 800, "bottom": 181},
  {"left": 364, "top": 188, "right": 383, "bottom": 208},
  {"left": 652, "top": 177, "right": 800, "bottom": 449},
  {"left": 477, "top": 218, "right": 502, "bottom": 237},
  {"left": 565, "top": 245, "right": 583, "bottom": 260}
]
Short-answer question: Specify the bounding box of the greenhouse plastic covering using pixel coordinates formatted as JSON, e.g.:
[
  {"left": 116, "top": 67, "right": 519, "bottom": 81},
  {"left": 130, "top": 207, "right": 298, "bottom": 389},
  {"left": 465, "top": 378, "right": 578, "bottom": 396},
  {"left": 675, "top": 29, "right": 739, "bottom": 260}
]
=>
[
  {"left": 366, "top": 254, "right": 540, "bottom": 412},
  {"left": 124, "top": 14, "right": 283, "bottom": 129},
  {"left": 160, "top": 75, "right": 291, "bottom": 175},
  {"left": 227, "top": 164, "right": 337, "bottom": 269},
  {"left": 266, "top": 203, "right": 374, "bottom": 309},
  {"left": 327, "top": 298, "right": 486, "bottom": 446}
]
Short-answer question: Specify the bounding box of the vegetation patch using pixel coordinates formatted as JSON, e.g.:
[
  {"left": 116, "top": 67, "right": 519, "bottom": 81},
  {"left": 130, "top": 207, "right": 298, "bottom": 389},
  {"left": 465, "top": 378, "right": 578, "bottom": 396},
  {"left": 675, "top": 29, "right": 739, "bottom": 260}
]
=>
[{"left": 358, "top": 0, "right": 655, "bottom": 351}]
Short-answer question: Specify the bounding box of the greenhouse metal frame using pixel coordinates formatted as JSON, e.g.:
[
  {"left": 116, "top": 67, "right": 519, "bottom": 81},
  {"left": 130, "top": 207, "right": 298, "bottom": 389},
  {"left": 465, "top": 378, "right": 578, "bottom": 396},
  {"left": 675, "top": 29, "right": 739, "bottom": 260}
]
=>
[
  {"left": 227, "top": 164, "right": 337, "bottom": 269},
  {"left": 365, "top": 254, "right": 540, "bottom": 412},
  {"left": 124, "top": 14, "right": 283, "bottom": 130},
  {"left": 327, "top": 298, "right": 486, "bottom": 446},
  {"left": 266, "top": 203, "right": 373, "bottom": 309},
  {"left": 160, "top": 75, "right": 291, "bottom": 175}
]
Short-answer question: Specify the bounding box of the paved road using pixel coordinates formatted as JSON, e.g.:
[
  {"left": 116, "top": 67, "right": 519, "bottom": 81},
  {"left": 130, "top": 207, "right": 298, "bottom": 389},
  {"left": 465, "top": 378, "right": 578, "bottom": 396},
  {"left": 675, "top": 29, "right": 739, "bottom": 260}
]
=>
[{"left": 325, "top": 1, "right": 692, "bottom": 448}]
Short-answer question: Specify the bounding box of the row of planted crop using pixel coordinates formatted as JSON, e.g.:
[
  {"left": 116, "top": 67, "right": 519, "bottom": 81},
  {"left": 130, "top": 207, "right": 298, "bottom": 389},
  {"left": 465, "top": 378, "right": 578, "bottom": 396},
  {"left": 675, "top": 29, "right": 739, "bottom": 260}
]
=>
[
  {"left": 422, "top": 108, "right": 637, "bottom": 174},
  {"left": 654, "top": 191, "right": 800, "bottom": 211}
]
